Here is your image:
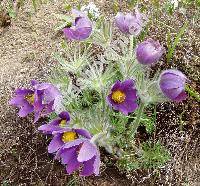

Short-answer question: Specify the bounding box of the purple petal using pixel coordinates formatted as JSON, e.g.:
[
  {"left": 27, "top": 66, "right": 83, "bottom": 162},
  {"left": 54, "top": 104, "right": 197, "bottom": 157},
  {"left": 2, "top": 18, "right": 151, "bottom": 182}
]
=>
[
  {"left": 63, "top": 139, "right": 85, "bottom": 149},
  {"left": 60, "top": 146, "right": 77, "bottom": 164},
  {"left": 111, "top": 80, "right": 121, "bottom": 91},
  {"left": 121, "top": 79, "right": 135, "bottom": 91},
  {"left": 77, "top": 141, "right": 96, "bottom": 162},
  {"left": 66, "top": 155, "right": 81, "bottom": 174},
  {"left": 94, "top": 152, "right": 100, "bottom": 175},
  {"left": 9, "top": 96, "right": 26, "bottom": 106},
  {"left": 118, "top": 100, "right": 138, "bottom": 115},
  {"left": 75, "top": 129, "right": 92, "bottom": 139},
  {"left": 174, "top": 91, "right": 187, "bottom": 102},
  {"left": 80, "top": 157, "right": 95, "bottom": 176},
  {"left": 59, "top": 111, "right": 70, "bottom": 121},
  {"left": 48, "top": 134, "right": 64, "bottom": 153},
  {"left": 38, "top": 119, "right": 61, "bottom": 134},
  {"left": 18, "top": 103, "right": 34, "bottom": 117}
]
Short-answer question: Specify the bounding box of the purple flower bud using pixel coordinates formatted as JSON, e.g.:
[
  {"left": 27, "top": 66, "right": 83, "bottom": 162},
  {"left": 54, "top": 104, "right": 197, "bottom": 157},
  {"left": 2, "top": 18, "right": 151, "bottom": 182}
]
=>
[
  {"left": 136, "top": 38, "right": 165, "bottom": 65},
  {"left": 63, "top": 9, "right": 92, "bottom": 41},
  {"left": 115, "top": 8, "right": 147, "bottom": 36},
  {"left": 159, "top": 69, "right": 188, "bottom": 102}
]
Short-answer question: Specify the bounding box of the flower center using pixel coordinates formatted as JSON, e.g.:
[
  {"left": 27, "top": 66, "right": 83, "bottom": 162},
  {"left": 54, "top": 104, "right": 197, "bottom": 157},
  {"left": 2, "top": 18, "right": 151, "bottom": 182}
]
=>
[
  {"left": 59, "top": 120, "right": 67, "bottom": 127},
  {"left": 112, "top": 90, "right": 126, "bottom": 103},
  {"left": 62, "top": 131, "right": 77, "bottom": 143},
  {"left": 25, "top": 94, "right": 34, "bottom": 104}
]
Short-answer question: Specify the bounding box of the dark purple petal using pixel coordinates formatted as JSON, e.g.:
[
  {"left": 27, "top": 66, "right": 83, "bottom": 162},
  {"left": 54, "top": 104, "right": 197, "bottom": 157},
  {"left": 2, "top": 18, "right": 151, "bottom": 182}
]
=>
[
  {"left": 80, "top": 157, "right": 95, "bottom": 176},
  {"left": 174, "top": 91, "right": 187, "bottom": 102},
  {"left": 59, "top": 111, "right": 70, "bottom": 121},
  {"left": 111, "top": 80, "right": 121, "bottom": 91},
  {"left": 66, "top": 155, "right": 81, "bottom": 174},
  {"left": 48, "top": 134, "right": 64, "bottom": 153},
  {"left": 15, "top": 89, "right": 33, "bottom": 96},
  {"left": 75, "top": 129, "right": 92, "bottom": 139},
  {"left": 121, "top": 79, "right": 135, "bottom": 91},
  {"left": 77, "top": 141, "right": 96, "bottom": 162},
  {"left": 60, "top": 146, "right": 77, "bottom": 164}
]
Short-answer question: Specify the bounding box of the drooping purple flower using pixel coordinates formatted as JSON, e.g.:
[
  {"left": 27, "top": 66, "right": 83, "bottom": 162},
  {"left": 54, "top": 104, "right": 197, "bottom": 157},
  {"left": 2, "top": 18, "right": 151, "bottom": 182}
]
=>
[
  {"left": 159, "top": 69, "right": 188, "bottom": 102},
  {"left": 38, "top": 111, "right": 70, "bottom": 134},
  {"left": 56, "top": 138, "right": 100, "bottom": 176},
  {"left": 136, "top": 38, "right": 165, "bottom": 65},
  {"left": 63, "top": 9, "right": 92, "bottom": 41},
  {"left": 115, "top": 8, "right": 147, "bottom": 36},
  {"left": 107, "top": 79, "right": 138, "bottom": 115},
  {"left": 47, "top": 128, "right": 100, "bottom": 176}
]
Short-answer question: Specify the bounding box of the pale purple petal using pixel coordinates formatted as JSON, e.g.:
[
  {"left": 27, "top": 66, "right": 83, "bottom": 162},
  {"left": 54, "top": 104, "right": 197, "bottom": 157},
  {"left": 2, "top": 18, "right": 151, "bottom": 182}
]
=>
[{"left": 77, "top": 141, "right": 96, "bottom": 162}]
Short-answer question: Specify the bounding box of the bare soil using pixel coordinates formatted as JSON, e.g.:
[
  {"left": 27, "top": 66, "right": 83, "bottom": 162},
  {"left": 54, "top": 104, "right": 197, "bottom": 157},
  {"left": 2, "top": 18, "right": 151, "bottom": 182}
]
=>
[{"left": 0, "top": 0, "right": 199, "bottom": 185}]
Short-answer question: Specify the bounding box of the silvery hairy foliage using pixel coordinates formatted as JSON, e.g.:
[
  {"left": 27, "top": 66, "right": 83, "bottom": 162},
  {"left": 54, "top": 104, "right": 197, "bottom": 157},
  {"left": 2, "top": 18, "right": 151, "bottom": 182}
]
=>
[{"left": 52, "top": 11, "right": 168, "bottom": 155}]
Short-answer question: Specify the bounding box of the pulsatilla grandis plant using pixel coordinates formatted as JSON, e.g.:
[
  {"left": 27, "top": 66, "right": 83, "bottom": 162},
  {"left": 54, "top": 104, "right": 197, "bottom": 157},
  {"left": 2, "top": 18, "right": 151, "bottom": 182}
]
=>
[{"left": 10, "top": 4, "right": 189, "bottom": 176}]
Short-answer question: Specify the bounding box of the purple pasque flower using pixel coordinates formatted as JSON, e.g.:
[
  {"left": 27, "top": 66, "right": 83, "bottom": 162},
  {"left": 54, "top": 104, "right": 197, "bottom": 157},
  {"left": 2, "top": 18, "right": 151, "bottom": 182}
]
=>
[
  {"left": 48, "top": 128, "right": 100, "bottom": 176},
  {"left": 38, "top": 111, "right": 70, "bottom": 134},
  {"left": 56, "top": 138, "right": 100, "bottom": 176},
  {"left": 107, "top": 79, "right": 138, "bottom": 115},
  {"left": 9, "top": 80, "right": 61, "bottom": 123},
  {"left": 159, "top": 69, "right": 188, "bottom": 102},
  {"left": 115, "top": 8, "right": 147, "bottom": 36},
  {"left": 33, "top": 81, "right": 62, "bottom": 122},
  {"left": 136, "top": 38, "right": 165, "bottom": 65},
  {"left": 63, "top": 9, "right": 92, "bottom": 41}
]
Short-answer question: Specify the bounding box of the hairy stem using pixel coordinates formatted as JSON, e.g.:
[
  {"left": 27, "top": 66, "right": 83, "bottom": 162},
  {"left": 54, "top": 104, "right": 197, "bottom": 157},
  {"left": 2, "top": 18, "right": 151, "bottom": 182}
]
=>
[{"left": 130, "top": 102, "right": 145, "bottom": 138}]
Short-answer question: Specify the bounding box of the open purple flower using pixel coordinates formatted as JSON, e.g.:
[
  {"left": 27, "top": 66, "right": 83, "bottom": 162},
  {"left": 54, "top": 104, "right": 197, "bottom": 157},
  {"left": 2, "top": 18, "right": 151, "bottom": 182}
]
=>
[
  {"left": 159, "top": 69, "right": 188, "bottom": 102},
  {"left": 115, "top": 8, "right": 147, "bottom": 36},
  {"left": 38, "top": 111, "right": 70, "bottom": 134},
  {"left": 9, "top": 87, "right": 35, "bottom": 118},
  {"left": 136, "top": 38, "right": 164, "bottom": 65},
  {"left": 107, "top": 79, "right": 138, "bottom": 115},
  {"left": 9, "top": 80, "right": 61, "bottom": 123},
  {"left": 63, "top": 9, "right": 92, "bottom": 41}
]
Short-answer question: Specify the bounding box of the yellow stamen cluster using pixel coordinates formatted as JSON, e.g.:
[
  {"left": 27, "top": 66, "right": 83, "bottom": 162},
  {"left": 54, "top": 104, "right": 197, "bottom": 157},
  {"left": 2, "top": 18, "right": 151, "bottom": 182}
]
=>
[
  {"left": 59, "top": 120, "right": 67, "bottom": 127},
  {"left": 62, "top": 131, "right": 77, "bottom": 143},
  {"left": 25, "top": 94, "right": 35, "bottom": 104},
  {"left": 111, "top": 90, "right": 126, "bottom": 103}
]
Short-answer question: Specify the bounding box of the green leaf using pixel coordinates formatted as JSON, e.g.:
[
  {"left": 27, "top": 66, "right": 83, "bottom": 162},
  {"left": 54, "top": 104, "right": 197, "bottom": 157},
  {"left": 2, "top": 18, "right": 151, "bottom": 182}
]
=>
[
  {"left": 166, "top": 22, "right": 188, "bottom": 63},
  {"left": 185, "top": 85, "right": 200, "bottom": 102}
]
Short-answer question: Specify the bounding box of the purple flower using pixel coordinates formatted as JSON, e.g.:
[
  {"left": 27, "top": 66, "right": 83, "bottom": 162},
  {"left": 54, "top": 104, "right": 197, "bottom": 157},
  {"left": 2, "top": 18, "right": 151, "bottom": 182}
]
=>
[
  {"left": 33, "top": 81, "right": 62, "bottom": 122},
  {"left": 9, "top": 88, "right": 35, "bottom": 118},
  {"left": 63, "top": 9, "right": 92, "bottom": 41},
  {"left": 48, "top": 128, "right": 100, "bottom": 176},
  {"left": 159, "top": 69, "right": 188, "bottom": 102},
  {"left": 136, "top": 38, "right": 165, "bottom": 65},
  {"left": 38, "top": 111, "right": 70, "bottom": 134},
  {"left": 9, "top": 80, "right": 61, "bottom": 122},
  {"left": 107, "top": 79, "right": 138, "bottom": 115},
  {"left": 57, "top": 138, "right": 100, "bottom": 176},
  {"left": 115, "top": 8, "right": 147, "bottom": 36}
]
